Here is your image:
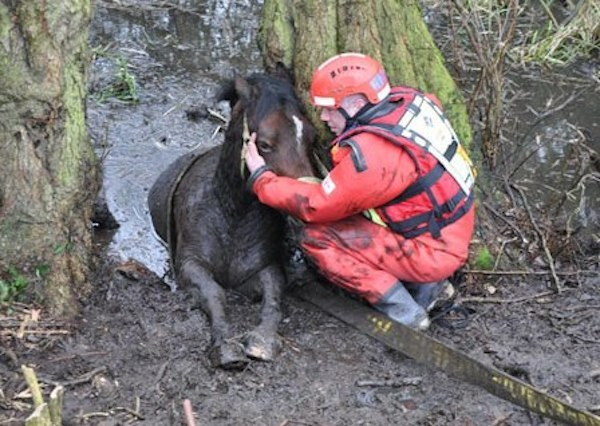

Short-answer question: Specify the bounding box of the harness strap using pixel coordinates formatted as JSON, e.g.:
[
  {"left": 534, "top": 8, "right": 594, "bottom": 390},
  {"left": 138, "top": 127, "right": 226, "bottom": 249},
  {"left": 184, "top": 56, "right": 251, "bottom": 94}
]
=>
[
  {"left": 339, "top": 139, "right": 367, "bottom": 172},
  {"left": 388, "top": 190, "right": 474, "bottom": 239},
  {"left": 332, "top": 91, "right": 475, "bottom": 240},
  {"left": 383, "top": 140, "right": 458, "bottom": 205},
  {"left": 355, "top": 98, "right": 401, "bottom": 124}
]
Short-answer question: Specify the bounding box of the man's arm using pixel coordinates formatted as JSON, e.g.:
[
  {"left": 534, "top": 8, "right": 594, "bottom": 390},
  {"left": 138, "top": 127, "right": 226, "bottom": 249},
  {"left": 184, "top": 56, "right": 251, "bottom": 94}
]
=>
[{"left": 246, "top": 134, "right": 418, "bottom": 223}]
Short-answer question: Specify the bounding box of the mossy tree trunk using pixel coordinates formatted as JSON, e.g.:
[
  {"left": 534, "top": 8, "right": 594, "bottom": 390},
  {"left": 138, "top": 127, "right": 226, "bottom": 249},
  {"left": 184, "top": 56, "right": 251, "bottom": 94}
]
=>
[
  {"left": 258, "top": 0, "right": 472, "bottom": 148},
  {"left": 0, "top": 1, "right": 98, "bottom": 316}
]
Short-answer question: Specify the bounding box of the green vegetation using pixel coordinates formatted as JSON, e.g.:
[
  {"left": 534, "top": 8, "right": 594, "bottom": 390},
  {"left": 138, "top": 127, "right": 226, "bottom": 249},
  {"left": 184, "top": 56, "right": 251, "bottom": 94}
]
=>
[
  {"left": 473, "top": 246, "right": 494, "bottom": 270},
  {"left": 0, "top": 266, "right": 28, "bottom": 304},
  {"left": 94, "top": 54, "right": 139, "bottom": 104},
  {"left": 53, "top": 242, "right": 73, "bottom": 255}
]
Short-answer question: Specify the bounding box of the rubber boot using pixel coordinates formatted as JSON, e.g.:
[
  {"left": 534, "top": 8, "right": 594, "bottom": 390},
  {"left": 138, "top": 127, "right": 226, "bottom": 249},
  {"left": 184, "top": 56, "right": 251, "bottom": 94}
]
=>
[
  {"left": 373, "top": 282, "right": 430, "bottom": 331},
  {"left": 404, "top": 279, "right": 456, "bottom": 312}
]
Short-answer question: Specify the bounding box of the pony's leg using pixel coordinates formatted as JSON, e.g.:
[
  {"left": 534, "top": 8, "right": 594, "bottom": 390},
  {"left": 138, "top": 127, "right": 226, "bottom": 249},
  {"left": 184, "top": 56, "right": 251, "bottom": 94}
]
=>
[
  {"left": 178, "top": 258, "right": 248, "bottom": 369},
  {"left": 243, "top": 263, "right": 284, "bottom": 361}
]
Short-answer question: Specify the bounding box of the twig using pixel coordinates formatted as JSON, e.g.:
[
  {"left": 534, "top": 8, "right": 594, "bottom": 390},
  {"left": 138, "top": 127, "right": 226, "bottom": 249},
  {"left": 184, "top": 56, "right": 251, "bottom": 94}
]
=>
[
  {"left": 1, "top": 330, "right": 70, "bottom": 337},
  {"left": 356, "top": 377, "right": 422, "bottom": 387},
  {"left": 511, "top": 184, "right": 561, "bottom": 293},
  {"left": 279, "top": 335, "right": 301, "bottom": 353},
  {"left": 493, "top": 237, "right": 518, "bottom": 270},
  {"left": 482, "top": 201, "right": 527, "bottom": 242},
  {"left": 49, "top": 351, "right": 108, "bottom": 363},
  {"left": 163, "top": 95, "right": 190, "bottom": 117},
  {"left": 38, "top": 366, "right": 107, "bottom": 388},
  {"left": 100, "top": 122, "right": 111, "bottom": 163},
  {"left": 466, "top": 269, "right": 591, "bottom": 276},
  {"left": 492, "top": 412, "right": 514, "bottom": 426},
  {"left": 183, "top": 399, "right": 196, "bottom": 426},
  {"left": 77, "top": 412, "right": 110, "bottom": 421},
  {"left": 460, "top": 290, "right": 556, "bottom": 304},
  {"left": 538, "top": 0, "right": 559, "bottom": 30},
  {"left": 207, "top": 107, "right": 228, "bottom": 123},
  {"left": 113, "top": 403, "right": 144, "bottom": 420},
  {"left": 63, "top": 366, "right": 108, "bottom": 387},
  {"left": 98, "top": 0, "right": 201, "bottom": 16},
  {"left": 154, "top": 360, "right": 170, "bottom": 387},
  {"left": 506, "top": 144, "right": 542, "bottom": 181},
  {"left": 210, "top": 125, "right": 222, "bottom": 140}
]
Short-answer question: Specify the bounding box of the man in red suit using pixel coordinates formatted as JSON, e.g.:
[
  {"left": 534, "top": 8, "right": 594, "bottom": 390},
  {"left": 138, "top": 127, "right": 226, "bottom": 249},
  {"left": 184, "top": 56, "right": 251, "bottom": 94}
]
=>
[{"left": 245, "top": 53, "right": 476, "bottom": 330}]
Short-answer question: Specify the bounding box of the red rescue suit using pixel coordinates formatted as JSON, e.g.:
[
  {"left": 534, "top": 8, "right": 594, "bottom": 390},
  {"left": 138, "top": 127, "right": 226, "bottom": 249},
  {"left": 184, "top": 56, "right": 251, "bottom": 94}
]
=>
[{"left": 251, "top": 87, "right": 475, "bottom": 304}]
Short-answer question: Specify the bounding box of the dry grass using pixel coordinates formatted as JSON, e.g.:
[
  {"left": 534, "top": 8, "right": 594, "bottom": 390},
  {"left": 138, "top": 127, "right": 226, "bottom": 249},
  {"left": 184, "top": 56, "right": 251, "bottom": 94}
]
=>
[{"left": 512, "top": 0, "right": 600, "bottom": 68}]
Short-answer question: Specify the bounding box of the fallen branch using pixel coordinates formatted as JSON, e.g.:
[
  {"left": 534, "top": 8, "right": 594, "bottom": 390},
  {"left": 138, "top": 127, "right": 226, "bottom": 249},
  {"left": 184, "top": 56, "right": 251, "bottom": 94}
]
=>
[
  {"left": 482, "top": 201, "right": 527, "bottom": 242},
  {"left": 77, "top": 412, "right": 110, "bottom": 422},
  {"left": 460, "top": 290, "right": 557, "bottom": 304},
  {"left": 466, "top": 269, "right": 592, "bottom": 276},
  {"left": 356, "top": 377, "right": 422, "bottom": 387},
  {"left": 38, "top": 366, "right": 107, "bottom": 388},
  {"left": 511, "top": 184, "right": 562, "bottom": 293}
]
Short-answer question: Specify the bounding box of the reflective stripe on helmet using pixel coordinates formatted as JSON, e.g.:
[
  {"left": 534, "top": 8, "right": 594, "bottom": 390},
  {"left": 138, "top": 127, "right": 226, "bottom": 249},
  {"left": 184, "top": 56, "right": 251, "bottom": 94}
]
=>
[
  {"left": 313, "top": 95, "right": 336, "bottom": 107},
  {"left": 376, "top": 83, "right": 391, "bottom": 102}
]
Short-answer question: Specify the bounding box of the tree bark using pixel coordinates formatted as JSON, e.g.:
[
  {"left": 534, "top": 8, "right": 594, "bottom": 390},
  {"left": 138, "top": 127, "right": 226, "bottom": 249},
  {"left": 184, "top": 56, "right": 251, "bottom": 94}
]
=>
[
  {"left": 0, "top": 1, "right": 98, "bottom": 316},
  {"left": 258, "top": 0, "right": 472, "bottom": 147}
]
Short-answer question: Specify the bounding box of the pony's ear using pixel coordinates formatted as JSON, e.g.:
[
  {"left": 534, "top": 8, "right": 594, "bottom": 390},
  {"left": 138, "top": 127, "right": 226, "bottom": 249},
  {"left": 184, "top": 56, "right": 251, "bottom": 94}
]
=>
[
  {"left": 234, "top": 75, "right": 253, "bottom": 103},
  {"left": 273, "top": 61, "right": 295, "bottom": 84}
]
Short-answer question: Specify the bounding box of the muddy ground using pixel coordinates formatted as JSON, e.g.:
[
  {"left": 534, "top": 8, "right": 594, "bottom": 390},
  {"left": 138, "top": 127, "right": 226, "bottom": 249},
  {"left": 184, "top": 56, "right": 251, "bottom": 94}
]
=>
[
  {"left": 2, "top": 247, "right": 598, "bottom": 426},
  {"left": 1, "top": 1, "right": 599, "bottom": 425}
]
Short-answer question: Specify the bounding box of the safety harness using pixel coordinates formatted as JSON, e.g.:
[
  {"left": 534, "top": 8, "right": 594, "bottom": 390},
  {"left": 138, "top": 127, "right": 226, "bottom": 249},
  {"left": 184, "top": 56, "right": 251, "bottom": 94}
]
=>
[{"left": 332, "top": 87, "right": 476, "bottom": 239}]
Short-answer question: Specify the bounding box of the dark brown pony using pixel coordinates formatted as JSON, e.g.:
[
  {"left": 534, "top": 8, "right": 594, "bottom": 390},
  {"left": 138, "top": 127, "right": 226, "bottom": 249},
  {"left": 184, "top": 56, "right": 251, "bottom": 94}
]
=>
[{"left": 148, "top": 69, "right": 316, "bottom": 368}]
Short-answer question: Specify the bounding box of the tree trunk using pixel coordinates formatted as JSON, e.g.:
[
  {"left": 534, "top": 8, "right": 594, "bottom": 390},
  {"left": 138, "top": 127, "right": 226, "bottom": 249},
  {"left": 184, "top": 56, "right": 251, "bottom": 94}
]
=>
[
  {"left": 0, "top": 1, "right": 98, "bottom": 316},
  {"left": 258, "top": 0, "right": 472, "bottom": 147}
]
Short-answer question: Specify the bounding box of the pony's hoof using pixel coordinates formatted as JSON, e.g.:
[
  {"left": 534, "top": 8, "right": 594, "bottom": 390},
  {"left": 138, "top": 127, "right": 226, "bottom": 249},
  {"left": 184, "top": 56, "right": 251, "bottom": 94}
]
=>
[
  {"left": 243, "top": 331, "right": 280, "bottom": 361},
  {"left": 208, "top": 342, "right": 248, "bottom": 370}
]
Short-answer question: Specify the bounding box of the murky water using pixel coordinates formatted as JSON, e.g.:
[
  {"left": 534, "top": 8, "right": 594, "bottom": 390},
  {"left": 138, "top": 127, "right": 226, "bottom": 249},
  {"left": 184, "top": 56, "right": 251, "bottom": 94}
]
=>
[
  {"left": 88, "top": 0, "right": 599, "bottom": 281},
  {"left": 88, "top": 0, "right": 263, "bottom": 278},
  {"left": 503, "top": 71, "right": 599, "bottom": 235}
]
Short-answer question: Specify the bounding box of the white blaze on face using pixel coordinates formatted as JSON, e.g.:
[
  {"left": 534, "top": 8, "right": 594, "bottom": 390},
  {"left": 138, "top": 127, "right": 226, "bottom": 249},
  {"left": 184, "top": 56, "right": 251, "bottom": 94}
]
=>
[{"left": 292, "top": 115, "right": 304, "bottom": 151}]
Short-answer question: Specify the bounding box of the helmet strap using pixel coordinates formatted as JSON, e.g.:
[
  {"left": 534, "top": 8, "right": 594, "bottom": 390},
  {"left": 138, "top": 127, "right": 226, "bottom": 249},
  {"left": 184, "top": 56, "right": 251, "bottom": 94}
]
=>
[
  {"left": 339, "top": 102, "right": 374, "bottom": 133},
  {"left": 338, "top": 107, "right": 353, "bottom": 121}
]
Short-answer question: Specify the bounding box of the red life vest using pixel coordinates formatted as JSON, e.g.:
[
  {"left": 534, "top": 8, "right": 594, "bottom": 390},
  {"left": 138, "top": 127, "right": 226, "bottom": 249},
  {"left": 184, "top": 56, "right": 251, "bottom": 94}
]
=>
[{"left": 331, "top": 87, "right": 476, "bottom": 239}]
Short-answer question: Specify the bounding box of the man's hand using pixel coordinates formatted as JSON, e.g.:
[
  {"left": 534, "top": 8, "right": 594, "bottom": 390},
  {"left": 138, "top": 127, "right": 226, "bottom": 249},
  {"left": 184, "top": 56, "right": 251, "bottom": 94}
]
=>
[{"left": 244, "top": 132, "right": 266, "bottom": 174}]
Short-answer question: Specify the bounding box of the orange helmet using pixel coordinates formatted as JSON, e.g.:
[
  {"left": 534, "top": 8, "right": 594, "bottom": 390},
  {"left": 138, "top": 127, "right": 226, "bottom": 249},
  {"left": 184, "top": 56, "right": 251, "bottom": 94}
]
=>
[{"left": 310, "top": 53, "right": 391, "bottom": 108}]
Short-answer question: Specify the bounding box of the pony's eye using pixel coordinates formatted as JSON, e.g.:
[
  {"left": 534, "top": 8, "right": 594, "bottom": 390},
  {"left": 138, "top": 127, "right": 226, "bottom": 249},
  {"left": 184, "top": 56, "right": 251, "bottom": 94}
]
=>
[{"left": 257, "top": 140, "right": 273, "bottom": 153}]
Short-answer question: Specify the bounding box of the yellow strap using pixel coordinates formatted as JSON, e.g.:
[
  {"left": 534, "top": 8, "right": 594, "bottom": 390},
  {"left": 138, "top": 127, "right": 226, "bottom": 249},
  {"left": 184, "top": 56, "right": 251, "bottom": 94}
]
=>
[{"left": 362, "top": 208, "right": 388, "bottom": 228}]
